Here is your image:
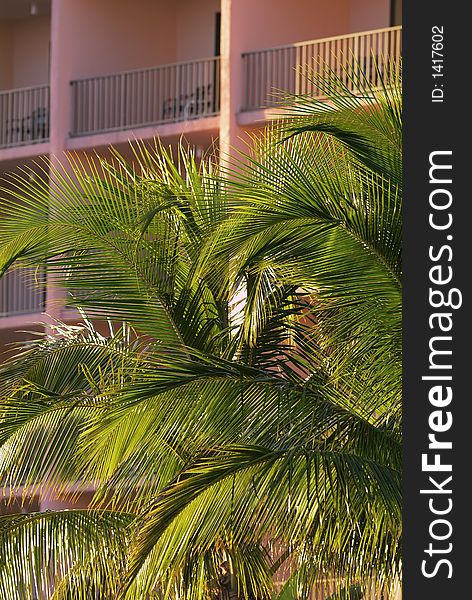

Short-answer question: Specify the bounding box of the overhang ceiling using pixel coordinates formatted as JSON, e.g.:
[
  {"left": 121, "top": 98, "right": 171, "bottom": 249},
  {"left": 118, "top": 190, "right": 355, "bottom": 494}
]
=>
[{"left": 0, "top": 0, "right": 51, "bottom": 20}]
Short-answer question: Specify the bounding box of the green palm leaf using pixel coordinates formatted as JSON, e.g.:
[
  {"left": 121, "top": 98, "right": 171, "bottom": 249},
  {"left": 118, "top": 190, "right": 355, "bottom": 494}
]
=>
[{"left": 0, "top": 64, "right": 402, "bottom": 598}]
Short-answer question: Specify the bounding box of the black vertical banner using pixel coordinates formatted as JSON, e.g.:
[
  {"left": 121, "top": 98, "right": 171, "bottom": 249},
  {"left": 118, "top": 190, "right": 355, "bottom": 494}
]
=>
[{"left": 404, "top": 2, "right": 470, "bottom": 598}]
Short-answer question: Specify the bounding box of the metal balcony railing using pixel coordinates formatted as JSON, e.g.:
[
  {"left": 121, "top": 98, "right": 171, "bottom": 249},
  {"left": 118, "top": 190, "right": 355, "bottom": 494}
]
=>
[
  {"left": 0, "top": 268, "right": 46, "bottom": 318},
  {"left": 242, "top": 26, "right": 402, "bottom": 111},
  {"left": 0, "top": 85, "right": 50, "bottom": 149},
  {"left": 71, "top": 56, "right": 221, "bottom": 136}
]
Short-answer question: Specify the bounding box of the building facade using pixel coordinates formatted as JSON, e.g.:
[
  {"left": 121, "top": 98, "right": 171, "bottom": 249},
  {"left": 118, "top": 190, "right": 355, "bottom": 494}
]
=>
[{"left": 1, "top": 0, "right": 401, "bottom": 507}]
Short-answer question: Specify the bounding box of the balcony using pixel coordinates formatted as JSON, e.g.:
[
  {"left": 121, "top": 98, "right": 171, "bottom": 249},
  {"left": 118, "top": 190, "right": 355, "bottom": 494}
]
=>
[
  {"left": 0, "top": 268, "right": 45, "bottom": 318},
  {"left": 242, "top": 26, "right": 402, "bottom": 112},
  {"left": 71, "top": 56, "right": 220, "bottom": 137},
  {"left": 0, "top": 85, "right": 50, "bottom": 149}
]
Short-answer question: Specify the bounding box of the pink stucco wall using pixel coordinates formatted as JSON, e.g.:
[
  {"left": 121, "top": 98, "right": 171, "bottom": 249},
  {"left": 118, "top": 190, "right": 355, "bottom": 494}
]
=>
[
  {"left": 0, "top": 16, "right": 50, "bottom": 90},
  {"left": 223, "top": 0, "right": 391, "bottom": 55},
  {"left": 349, "top": 0, "right": 391, "bottom": 33},
  {"left": 0, "top": 21, "right": 13, "bottom": 90},
  {"left": 51, "top": 0, "right": 221, "bottom": 82},
  {"left": 227, "top": 0, "right": 352, "bottom": 54},
  {"left": 10, "top": 16, "right": 50, "bottom": 88},
  {"left": 175, "top": 0, "right": 221, "bottom": 62},
  {"left": 55, "top": 0, "right": 177, "bottom": 81}
]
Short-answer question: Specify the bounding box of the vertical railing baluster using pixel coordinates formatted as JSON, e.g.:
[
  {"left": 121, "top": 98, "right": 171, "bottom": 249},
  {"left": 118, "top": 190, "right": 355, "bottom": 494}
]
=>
[
  {"left": 129, "top": 72, "right": 134, "bottom": 126},
  {"left": 1, "top": 93, "right": 4, "bottom": 146},
  {"left": 63, "top": 29, "right": 401, "bottom": 135},
  {"left": 87, "top": 78, "right": 95, "bottom": 131},
  {"left": 9, "top": 271, "right": 14, "bottom": 315},
  {"left": 255, "top": 52, "right": 259, "bottom": 108},
  {"left": 239, "top": 26, "right": 401, "bottom": 111},
  {"left": 250, "top": 53, "right": 255, "bottom": 109},
  {"left": 135, "top": 71, "right": 140, "bottom": 126},
  {"left": 212, "top": 58, "right": 216, "bottom": 114},
  {"left": 185, "top": 61, "right": 190, "bottom": 118},
  {"left": 216, "top": 57, "right": 220, "bottom": 113},
  {"left": 82, "top": 81, "right": 86, "bottom": 133},
  {"left": 161, "top": 66, "right": 166, "bottom": 123},
  {"left": 154, "top": 67, "right": 160, "bottom": 124},
  {"left": 112, "top": 76, "right": 116, "bottom": 130},
  {"left": 83, "top": 80, "right": 87, "bottom": 133},
  {"left": 243, "top": 54, "right": 248, "bottom": 111},
  {"left": 260, "top": 50, "right": 269, "bottom": 106},
  {"left": 129, "top": 72, "right": 133, "bottom": 127},
  {"left": 129, "top": 71, "right": 133, "bottom": 126},
  {"left": 353, "top": 33, "right": 359, "bottom": 92},
  {"left": 289, "top": 45, "right": 294, "bottom": 95},
  {"left": 342, "top": 36, "right": 348, "bottom": 88},
  {"left": 252, "top": 54, "right": 256, "bottom": 108},
  {"left": 173, "top": 65, "right": 179, "bottom": 122},
  {"left": 7, "top": 89, "right": 12, "bottom": 145},
  {"left": 366, "top": 33, "right": 372, "bottom": 82},
  {"left": 250, "top": 54, "right": 255, "bottom": 108},
  {"left": 173, "top": 64, "right": 177, "bottom": 122},
  {"left": 168, "top": 65, "right": 173, "bottom": 122},
  {"left": 119, "top": 73, "right": 123, "bottom": 129},
  {"left": 19, "top": 271, "right": 24, "bottom": 313},
  {"left": 146, "top": 69, "right": 151, "bottom": 124},
  {"left": 205, "top": 59, "right": 209, "bottom": 116},
  {"left": 104, "top": 76, "right": 109, "bottom": 131},
  {"left": 92, "top": 78, "right": 96, "bottom": 133},
  {"left": 47, "top": 85, "right": 50, "bottom": 139},
  {"left": 143, "top": 70, "right": 147, "bottom": 125},
  {"left": 98, "top": 76, "right": 102, "bottom": 130},
  {"left": 200, "top": 59, "right": 204, "bottom": 115},
  {"left": 20, "top": 89, "right": 24, "bottom": 142},
  {"left": 86, "top": 79, "right": 90, "bottom": 133},
  {"left": 163, "top": 66, "right": 169, "bottom": 122},
  {"left": 86, "top": 79, "right": 91, "bottom": 133},
  {"left": 336, "top": 37, "right": 342, "bottom": 87},
  {"left": 14, "top": 89, "right": 18, "bottom": 144},
  {"left": 199, "top": 60, "right": 203, "bottom": 117},
  {"left": 0, "top": 85, "right": 48, "bottom": 144},
  {"left": 279, "top": 48, "right": 284, "bottom": 97},
  {"left": 0, "top": 94, "right": 3, "bottom": 146},
  {"left": 75, "top": 81, "right": 79, "bottom": 133},
  {"left": 169, "top": 64, "right": 173, "bottom": 122},
  {"left": 171, "top": 64, "right": 176, "bottom": 122},
  {"left": 0, "top": 268, "right": 44, "bottom": 316},
  {"left": 0, "top": 272, "right": 6, "bottom": 317},
  {"left": 190, "top": 61, "right": 195, "bottom": 117},
  {"left": 373, "top": 32, "right": 378, "bottom": 85},
  {"left": 12, "top": 88, "right": 15, "bottom": 144},
  {"left": 71, "top": 82, "right": 75, "bottom": 135},
  {"left": 17, "top": 90, "right": 27, "bottom": 144}
]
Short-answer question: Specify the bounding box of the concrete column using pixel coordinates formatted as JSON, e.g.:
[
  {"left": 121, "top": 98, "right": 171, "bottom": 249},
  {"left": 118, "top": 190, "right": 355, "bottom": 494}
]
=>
[
  {"left": 46, "top": 0, "right": 79, "bottom": 319},
  {"left": 219, "top": 0, "right": 248, "bottom": 167},
  {"left": 49, "top": 0, "right": 76, "bottom": 157}
]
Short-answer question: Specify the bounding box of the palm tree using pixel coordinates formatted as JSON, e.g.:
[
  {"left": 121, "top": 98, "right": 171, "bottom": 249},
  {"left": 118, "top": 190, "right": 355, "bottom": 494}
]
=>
[{"left": 0, "top": 65, "right": 401, "bottom": 599}]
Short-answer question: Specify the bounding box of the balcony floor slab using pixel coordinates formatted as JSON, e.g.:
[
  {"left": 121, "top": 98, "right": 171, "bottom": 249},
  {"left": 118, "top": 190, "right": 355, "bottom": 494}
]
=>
[
  {"left": 66, "top": 115, "right": 220, "bottom": 152},
  {"left": 0, "top": 141, "right": 50, "bottom": 166}
]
